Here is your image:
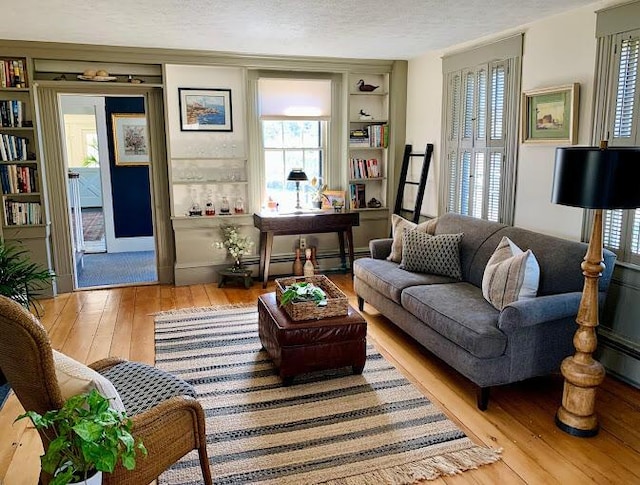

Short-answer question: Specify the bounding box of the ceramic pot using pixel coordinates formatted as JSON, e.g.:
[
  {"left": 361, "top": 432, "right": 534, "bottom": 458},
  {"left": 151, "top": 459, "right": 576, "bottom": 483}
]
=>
[{"left": 69, "top": 470, "right": 102, "bottom": 485}]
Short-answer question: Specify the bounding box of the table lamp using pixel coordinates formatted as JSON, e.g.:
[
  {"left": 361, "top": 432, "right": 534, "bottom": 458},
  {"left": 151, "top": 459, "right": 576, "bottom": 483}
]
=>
[
  {"left": 551, "top": 142, "right": 640, "bottom": 437},
  {"left": 287, "top": 169, "right": 308, "bottom": 210}
]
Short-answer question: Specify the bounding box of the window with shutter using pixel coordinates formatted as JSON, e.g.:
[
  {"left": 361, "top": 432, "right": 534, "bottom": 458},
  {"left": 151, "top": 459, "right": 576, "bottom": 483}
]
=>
[
  {"left": 601, "top": 31, "right": 640, "bottom": 265},
  {"left": 443, "top": 58, "right": 517, "bottom": 223}
]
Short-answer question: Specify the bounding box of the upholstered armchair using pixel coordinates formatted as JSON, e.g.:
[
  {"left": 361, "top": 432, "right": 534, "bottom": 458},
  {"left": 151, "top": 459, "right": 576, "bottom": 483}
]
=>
[{"left": 0, "top": 296, "right": 212, "bottom": 485}]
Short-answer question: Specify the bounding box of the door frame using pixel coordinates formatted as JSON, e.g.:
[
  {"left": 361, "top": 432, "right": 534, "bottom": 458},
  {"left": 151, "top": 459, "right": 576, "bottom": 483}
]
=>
[{"left": 35, "top": 85, "right": 174, "bottom": 294}]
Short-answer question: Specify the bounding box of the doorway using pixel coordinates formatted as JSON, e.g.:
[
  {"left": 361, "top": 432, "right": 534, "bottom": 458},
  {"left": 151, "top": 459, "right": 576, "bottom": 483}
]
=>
[{"left": 59, "top": 94, "right": 158, "bottom": 289}]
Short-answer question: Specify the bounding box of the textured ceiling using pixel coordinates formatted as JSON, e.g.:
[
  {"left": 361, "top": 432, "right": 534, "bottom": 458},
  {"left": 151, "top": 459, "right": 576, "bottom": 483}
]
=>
[{"left": 7, "top": 0, "right": 598, "bottom": 60}]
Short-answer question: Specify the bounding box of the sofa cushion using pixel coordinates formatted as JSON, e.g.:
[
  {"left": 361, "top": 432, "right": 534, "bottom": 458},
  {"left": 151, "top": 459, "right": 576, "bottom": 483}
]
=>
[
  {"left": 399, "top": 231, "right": 463, "bottom": 280},
  {"left": 354, "top": 258, "right": 456, "bottom": 304},
  {"left": 482, "top": 236, "right": 540, "bottom": 310},
  {"left": 401, "top": 283, "right": 506, "bottom": 359},
  {"left": 387, "top": 214, "right": 437, "bottom": 263}
]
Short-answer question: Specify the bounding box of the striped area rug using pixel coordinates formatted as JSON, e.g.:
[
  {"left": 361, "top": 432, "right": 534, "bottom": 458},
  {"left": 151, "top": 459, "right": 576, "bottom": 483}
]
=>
[{"left": 154, "top": 305, "right": 500, "bottom": 484}]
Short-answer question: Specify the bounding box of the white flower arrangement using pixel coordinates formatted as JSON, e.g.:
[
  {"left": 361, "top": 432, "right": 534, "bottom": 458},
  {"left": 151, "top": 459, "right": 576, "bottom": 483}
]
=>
[{"left": 214, "top": 224, "right": 254, "bottom": 264}]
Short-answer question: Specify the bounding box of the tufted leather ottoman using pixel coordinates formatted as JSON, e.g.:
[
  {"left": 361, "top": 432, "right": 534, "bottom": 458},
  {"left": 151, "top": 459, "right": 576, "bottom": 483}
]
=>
[{"left": 258, "top": 292, "right": 367, "bottom": 385}]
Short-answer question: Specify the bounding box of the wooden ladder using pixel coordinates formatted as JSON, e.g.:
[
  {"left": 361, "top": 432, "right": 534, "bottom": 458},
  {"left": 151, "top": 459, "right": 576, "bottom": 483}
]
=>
[{"left": 393, "top": 143, "right": 434, "bottom": 223}]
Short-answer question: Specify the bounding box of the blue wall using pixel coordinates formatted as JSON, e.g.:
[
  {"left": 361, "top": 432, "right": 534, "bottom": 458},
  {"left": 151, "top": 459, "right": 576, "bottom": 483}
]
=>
[{"left": 105, "top": 97, "right": 153, "bottom": 238}]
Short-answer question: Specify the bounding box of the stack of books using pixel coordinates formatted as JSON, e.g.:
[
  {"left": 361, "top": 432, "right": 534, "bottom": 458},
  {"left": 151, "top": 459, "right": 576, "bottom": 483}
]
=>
[
  {"left": 349, "top": 129, "right": 369, "bottom": 146},
  {"left": 0, "top": 165, "right": 37, "bottom": 194}
]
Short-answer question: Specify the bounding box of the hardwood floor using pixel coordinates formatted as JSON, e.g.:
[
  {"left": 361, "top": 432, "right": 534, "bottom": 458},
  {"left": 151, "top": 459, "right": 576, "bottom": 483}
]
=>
[{"left": 1, "top": 275, "right": 639, "bottom": 484}]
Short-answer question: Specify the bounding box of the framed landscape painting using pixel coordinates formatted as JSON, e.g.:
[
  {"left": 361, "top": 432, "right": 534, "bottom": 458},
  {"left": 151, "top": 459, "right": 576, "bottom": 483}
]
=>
[
  {"left": 521, "top": 83, "right": 579, "bottom": 144},
  {"left": 111, "top": 114, "right": 149, "bottom": 166},
  {"left": 179, "top": 88, "right": 233, "bottom": 132}
]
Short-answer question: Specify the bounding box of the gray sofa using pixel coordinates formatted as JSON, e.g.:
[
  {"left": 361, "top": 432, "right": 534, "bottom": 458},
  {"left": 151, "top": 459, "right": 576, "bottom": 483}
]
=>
[{"left": 354, "top": 213, "right": 616, "bottom": 409}]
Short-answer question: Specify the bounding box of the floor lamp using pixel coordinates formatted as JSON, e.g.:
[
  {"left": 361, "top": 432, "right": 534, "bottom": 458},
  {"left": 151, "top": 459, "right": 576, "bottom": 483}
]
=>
[
  {"left": 551, "top": 142, "right": 640, "bottom": 437},
  {"left": 287, "top": 169, "right": 308, "bottom": 210}
]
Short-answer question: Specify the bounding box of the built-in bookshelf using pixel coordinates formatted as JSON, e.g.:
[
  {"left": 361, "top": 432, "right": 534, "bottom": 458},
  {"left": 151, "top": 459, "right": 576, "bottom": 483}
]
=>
[
  {"left": 0, "top": 55, "right": 51, "bottom": 294},
  {"left": 347, "top": 73, "right": 389, "bottom": 211}
]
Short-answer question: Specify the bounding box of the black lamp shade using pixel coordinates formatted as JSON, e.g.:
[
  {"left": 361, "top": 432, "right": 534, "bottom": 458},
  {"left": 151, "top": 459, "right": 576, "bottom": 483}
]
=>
[
  {"left": 552, "top": 146, "right": 640, "bottom": 209},
  {"left": 287, "top": 169, "right": 308, "bottom": 182}
]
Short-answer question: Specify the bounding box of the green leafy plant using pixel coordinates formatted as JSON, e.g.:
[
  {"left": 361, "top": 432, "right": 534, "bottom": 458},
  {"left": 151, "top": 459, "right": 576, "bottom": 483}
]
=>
[
  {"left": 0, "top": 240, "right": 55, "bottom": 315},
  {"left": 280, "top": 282, "right": 328, "bottom": 307},
  {"left": 16, "top": 389, "right": 147, "bottom": 485}
]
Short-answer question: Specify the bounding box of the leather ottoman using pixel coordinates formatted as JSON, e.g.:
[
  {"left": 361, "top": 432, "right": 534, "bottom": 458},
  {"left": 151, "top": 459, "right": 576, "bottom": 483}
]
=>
[{"left": 257, "top": 292, "right": 367, "bottom": 385}]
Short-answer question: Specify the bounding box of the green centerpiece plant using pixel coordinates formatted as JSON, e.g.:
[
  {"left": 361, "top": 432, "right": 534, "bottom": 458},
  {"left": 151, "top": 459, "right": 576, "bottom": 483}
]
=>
[
  {"left": 279, "top": 282, "right": 328, "bottom": 307},
  {"left": 16, "top": 389, "right": 147, "bottom": 485}
]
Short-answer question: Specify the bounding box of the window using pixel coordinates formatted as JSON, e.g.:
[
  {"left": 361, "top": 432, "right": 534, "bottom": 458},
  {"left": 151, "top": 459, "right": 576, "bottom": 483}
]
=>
[
  {"left": 257, "top": 78, "right": 331, "bottom": 210},
  {"left": 595, "top": 25, "right": 640, "bottom": 264},
  {"left": 441, "top": 35, "right": 522, "bottom": 224},
  {"left": 262, "top": 120, "right": 324, "bottom": 208}
]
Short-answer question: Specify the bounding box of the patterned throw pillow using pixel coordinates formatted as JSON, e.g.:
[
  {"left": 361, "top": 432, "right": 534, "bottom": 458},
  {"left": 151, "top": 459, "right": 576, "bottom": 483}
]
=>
[
  {"left": 53, "top": 350, "right": 126, "bottom": 412},
  {"left": 387, "top": 214, "right": 438, "bottom": 263},
  {"left": 399, "top": 230, "right": 463, "bottom": 279},
  {"left": 482, "top": 236, "right": 540, "bottom": 311}
]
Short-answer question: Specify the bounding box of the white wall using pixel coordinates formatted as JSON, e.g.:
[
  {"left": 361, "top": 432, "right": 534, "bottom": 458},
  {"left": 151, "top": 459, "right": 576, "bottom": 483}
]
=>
[
  {"left": 405, "top": 52, "right": 442, "bottom": 217},
  {"left": 405, "top": 1, "right": 618, "bottom": 239}
]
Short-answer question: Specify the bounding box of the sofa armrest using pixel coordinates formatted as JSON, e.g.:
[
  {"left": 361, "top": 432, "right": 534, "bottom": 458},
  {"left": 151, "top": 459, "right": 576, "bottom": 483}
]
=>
[
  {"left": 369, "top": 238, "right": 393, "bottom": 259},
  {"left": 498, "top": 292, "right": 582, "bottom": 332}
]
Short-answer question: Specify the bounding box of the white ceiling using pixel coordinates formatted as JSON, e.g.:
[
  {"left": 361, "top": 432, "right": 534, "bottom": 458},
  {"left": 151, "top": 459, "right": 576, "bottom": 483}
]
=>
[{"left": 7, "top": 0, "right": 598, "bottom": 60}]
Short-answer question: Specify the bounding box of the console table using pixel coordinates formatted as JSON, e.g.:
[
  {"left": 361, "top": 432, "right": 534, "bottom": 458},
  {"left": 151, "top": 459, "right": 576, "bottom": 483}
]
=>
[{"left": 253, "top": 211, "right": 360, "bottom": 288}]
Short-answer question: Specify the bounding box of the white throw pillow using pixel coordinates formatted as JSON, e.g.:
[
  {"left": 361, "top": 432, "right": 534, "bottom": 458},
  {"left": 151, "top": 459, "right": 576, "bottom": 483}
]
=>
[
  {"left": 482, "top": 236, "right": 540, "bottom": 311},
  {"left": 52, "top": 350, "right": 126, "bottom": 413},
  {"left": 387, "top": 214, "right": 438, "bottom": 263}
]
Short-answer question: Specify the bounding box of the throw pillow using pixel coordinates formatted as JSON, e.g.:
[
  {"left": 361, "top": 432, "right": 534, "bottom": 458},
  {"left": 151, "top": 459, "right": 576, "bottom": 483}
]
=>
[
  {"left": 387, "top": 214, "right": 438, "bottom": 263},
  {"left": 399, "top": 230, "right": 463, "bottom": 279},
  {"left": 482, "top": 236, "right": 540, "bottom": 311},
  {"left": 53, "top": 350, "right": 126, "bottom": 412}
]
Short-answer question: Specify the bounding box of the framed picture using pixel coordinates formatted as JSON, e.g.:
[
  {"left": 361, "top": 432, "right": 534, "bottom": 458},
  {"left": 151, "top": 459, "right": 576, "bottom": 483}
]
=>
[
  {"left": 111, "top": 114, "right": 149, "bottom": 166},
  {"left": 521, "top": 83, "right": 579, "bottom": 144},
  {"left": 179, "top": 88, "right": 233, "bottom": 132},
  {"left": 322, "top": 190, "right": 346, "bottom": 210}
]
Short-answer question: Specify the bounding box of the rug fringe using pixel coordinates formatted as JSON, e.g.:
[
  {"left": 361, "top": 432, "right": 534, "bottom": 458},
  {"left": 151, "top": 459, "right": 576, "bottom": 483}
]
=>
[
  {"left": 323, "top": 446, "right": 502, "bottom": 484},
  {"left": 153, "top": 303, "right": 254, "bottom": 318}
]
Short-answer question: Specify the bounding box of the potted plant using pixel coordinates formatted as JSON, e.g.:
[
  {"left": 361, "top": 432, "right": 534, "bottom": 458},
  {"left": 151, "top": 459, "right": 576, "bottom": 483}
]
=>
[
  {"left": 280, "top": 281, "right": 328, "bottom": 307},
  {"left": 16, "top": 389, "right": 146, "bottom": 485},
  {"left": 0, "top": 240, "right": 55, "bottom": 315},
  {"left": 309, "top": 177, "right": 328, "bottom": 209},
  {"left": 213, "top": 223, "right": 254, "bottom": 270}
]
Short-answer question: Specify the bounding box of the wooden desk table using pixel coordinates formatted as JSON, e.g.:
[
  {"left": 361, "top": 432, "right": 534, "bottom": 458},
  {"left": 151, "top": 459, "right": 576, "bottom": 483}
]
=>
[{"left": 253, "top": 211, "right": 360, "bottom": 288}]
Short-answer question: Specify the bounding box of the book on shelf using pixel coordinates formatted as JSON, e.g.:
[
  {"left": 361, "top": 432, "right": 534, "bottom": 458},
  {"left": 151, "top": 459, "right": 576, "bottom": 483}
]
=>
[
  {"left": 0, "top": 100, "right": 25, "bottom": 127},
  {"left": 366, "top": 124, "right": 389, "bottom": 148},
  {"left": 0, "top": 59, "right": 27, "bottom": 88},
  {"left": 349, "top": 183, "right": 367, "bottom": 209},
  {"left": 4, "top": 200, "right": 41, "bottom": 225},
  {"left": 0, "top": 165, "right": 37, "bottom": 194},
  {"left": 0, "top": 133, "right": 29, "bottom": 161},
  {"left": 349, "top": 128, "right": 369, "bottom": 146},
  {"left": 348, "top": 157, "right": 380, "bottom": 179}
]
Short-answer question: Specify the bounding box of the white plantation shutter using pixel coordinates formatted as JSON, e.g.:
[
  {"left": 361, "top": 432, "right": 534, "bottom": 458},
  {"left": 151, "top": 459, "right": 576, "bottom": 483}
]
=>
[
  {"left": 471, "top": 152, "right": 485, "bottom": 219},
  {"left": 612, "top": 36, "right": 639, "bottom": 142},
  {"left": 490, "top": 66, "right": 505, "bottom": 141},
  {"left": 631, "top": 209, "right": 640, "bottom": 255},
  {"left": 598, "top": 30, "right": 640, "bottom": 264},
  {"left": 487, "top": 152, "right": 502, "bottom": 221},
  {"left": 477, "top": 69, "right": 487, "bottom": 139},
  {"left": 442, "top": 53, "right": 518, "bottom": 223}
]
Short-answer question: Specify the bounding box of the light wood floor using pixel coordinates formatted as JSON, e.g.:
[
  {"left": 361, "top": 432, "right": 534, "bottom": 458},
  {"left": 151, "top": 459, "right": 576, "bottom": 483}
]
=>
[{"left": 1, "top": 275, "right": 639, "bottom": 484}]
